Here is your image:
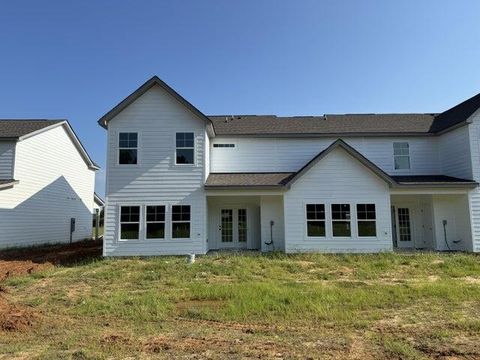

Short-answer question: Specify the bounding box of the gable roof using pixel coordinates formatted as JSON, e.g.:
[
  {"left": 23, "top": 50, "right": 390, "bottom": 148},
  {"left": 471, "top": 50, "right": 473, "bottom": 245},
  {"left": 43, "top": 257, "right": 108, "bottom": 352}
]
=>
[
  {"left": 98, "top": 76, "right": 213, "bottom": 130},
  {"left": 0, "top": 119, "right": 64, "bottom": 139},
  {"left": 0, "top": 119, "right": 99, "bottom": 170},
  {"left": 94, "top": 192, "right": 105, "bottom": 207},
  {"left": 284, "top": 139, "right": 396, "bottom": 187}
]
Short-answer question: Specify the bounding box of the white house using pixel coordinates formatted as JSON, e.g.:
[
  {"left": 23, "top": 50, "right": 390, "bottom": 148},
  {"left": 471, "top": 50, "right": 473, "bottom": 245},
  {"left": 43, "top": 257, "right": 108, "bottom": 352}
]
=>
[
  {"left": 0, "top": 120, "right": 99, "bottom": 248},
  {"left": 99, "top": 76, "right": 480, "bottom": 256}
]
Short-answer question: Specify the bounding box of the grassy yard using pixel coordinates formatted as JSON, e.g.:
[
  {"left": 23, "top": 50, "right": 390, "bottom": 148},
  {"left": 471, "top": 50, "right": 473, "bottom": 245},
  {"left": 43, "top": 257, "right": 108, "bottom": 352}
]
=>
[{"left": 1, "top": 248, "right": 480, "bottom": 359}]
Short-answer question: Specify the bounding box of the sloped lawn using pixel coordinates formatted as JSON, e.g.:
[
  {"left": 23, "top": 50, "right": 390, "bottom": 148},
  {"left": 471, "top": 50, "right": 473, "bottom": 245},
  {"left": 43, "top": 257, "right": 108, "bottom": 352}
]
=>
[{"left": 1, "top": 246, "right": 480, "bottom": 359}]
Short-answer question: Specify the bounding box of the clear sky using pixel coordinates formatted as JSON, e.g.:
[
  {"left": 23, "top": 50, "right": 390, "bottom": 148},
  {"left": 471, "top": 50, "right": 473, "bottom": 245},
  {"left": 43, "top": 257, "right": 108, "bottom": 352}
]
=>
[{"left": 1, "top": 1, "right": 479, "bottom": 196}]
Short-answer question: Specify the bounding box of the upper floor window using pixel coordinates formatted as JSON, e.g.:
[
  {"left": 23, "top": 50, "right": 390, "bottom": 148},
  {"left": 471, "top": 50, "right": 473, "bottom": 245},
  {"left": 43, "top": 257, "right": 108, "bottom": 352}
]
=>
[
  {"left": 393, "top": 142, "right": 410, "bottom": 170},
  {"left": 119, "top": 132, "right": 138, "bottom": 165},
  {"left": 176, "top": 132, "right": 194, "bottom": 165}
]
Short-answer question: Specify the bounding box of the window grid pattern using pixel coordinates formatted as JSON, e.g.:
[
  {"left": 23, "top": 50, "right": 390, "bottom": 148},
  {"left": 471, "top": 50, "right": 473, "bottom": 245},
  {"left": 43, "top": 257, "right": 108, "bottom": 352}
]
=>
[
  {"left": 331, "top": 204, "right": 351, "bottom": 237},
  {"left": 393, "top": 142, "right": 410, "bottom": 170},
  {"left": 357, "top": 204, "right": 377, "bottom": 237},
  {"left": 221, "top": 209, "right": 233, "bottom": 243},
  {"left": 306, "top": 204, "right": 326, "bottom": 237},
  {"left": 398, "top": 208, "right": 412, "bottom": 242},
  {"left": 146, "top": 206, "right": 165, "bottom": 239},
  {"left": 120, "top": 206, "right": 140, "bottom": 240},
  {"left": 238, "top": 209, "right": 247, "bottom": 243},
  {"left": 176, "top": 132, "right": 195, "bottom": 165},
  {"left": 119, "top": 132, "right": 138, "bottom": 165},
  {"left": 172, "top": 205, "right": 191, "bottom": 238}
]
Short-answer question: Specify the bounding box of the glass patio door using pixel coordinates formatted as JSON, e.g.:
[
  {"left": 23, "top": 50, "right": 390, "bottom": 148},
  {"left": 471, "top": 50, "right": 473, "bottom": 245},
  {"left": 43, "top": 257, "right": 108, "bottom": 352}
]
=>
[{"left": 219, "top": 208, "right": 248, "bottom": 249}]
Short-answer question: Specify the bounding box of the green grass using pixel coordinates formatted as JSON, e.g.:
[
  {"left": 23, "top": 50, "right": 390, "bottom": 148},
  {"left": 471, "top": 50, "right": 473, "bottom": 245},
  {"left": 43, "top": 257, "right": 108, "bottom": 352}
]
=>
[{"left": 1, "top": 252, "right": 480, "bottom": 359}]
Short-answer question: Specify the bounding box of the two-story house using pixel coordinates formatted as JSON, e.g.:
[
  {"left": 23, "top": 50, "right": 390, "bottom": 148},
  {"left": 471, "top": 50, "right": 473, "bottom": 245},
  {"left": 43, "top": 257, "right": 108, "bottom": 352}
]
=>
[
  {"left": 99, "top": 76, "right": 480, "bottom": 256},
  {"left": 0, "top": 120, "right": 99, "bottom": 248}
]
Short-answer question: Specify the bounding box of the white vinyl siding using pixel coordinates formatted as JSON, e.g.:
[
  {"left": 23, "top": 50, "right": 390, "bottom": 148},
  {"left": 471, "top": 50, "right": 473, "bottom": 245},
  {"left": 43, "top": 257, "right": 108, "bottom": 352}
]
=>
[
  {"left": 210, "top": 136, "right": 439, "bottom": 175},
  {"left": 0, "top": 125, "right": 95, "bottom": 248},
  {"left": 0, "top": 141, "right": 15, "bottom": 179},
  {"left": 104, "top": 85, "right": 207, "bottom": 256},
  {"left": 467, "top": 109, "right": 480, "bottom": 252},
  {"left": 284, "top": 147, "right": 392, "bottom": 253}
]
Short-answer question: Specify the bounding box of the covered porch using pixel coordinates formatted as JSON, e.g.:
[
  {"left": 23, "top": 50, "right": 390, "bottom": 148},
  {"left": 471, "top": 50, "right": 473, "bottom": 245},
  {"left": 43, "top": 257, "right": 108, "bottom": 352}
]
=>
[
  {"left": 206, "top": 193, "right": 285, "bottom": 252},
  {"left": 391, "top": 187, "right": 473, "bottom": 251}
]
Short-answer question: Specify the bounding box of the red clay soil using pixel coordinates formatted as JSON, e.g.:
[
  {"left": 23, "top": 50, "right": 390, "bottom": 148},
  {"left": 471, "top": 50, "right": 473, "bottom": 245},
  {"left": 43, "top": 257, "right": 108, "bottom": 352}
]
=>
[
  {"left": 0, "top": 240, "right": 102, "bottom": 281},
  {"left": 0, "top": 240, "right": 102, "bottom": 332}
]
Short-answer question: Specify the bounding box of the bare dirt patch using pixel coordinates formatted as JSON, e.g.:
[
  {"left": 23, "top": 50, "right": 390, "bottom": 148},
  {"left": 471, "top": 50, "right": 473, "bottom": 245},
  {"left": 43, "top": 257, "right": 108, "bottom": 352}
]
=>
[
  {"left": 0, "top": 295, "right": 36, "bottom": 332},
  {"left": 0, "top": 240, "right": 102, "bottom": 281}
]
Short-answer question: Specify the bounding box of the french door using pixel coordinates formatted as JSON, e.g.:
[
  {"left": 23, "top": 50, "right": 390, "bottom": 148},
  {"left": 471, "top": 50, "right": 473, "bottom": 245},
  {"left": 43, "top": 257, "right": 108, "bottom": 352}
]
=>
[
  {"left": 219, "top": 208, "right": 248, "bottom": 249},
  {"left": 396, "top": 206, "right": 415, "bottom": 248}
]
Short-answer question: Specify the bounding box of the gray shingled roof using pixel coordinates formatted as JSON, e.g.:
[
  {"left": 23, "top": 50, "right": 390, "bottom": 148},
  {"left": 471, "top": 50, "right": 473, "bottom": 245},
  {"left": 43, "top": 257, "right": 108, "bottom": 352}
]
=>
[
  {"left": 0, "top": 120, "right": 64, "bottom": 139},
  {"left": 208, "top": 114, "right": 438, "bottom": 136},
  {"left": 205, "top": 173, "right": 477, "bottom": 188},
  {"left": 205, "top": 172, "right": 295, "bottom": 188},
  {"left": 391, "top": 175, "right": 477, "bottom": 184}
]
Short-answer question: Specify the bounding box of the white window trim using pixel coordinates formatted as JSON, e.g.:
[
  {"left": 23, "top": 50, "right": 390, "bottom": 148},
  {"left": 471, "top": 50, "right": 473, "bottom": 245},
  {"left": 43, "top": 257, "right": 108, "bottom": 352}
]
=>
[
  {"left": 305, "top": 203, "right": 327, "bottom": 239},
  {"left": 118, "top": 204, "right": 142, "bottom": 241},
  {"left": 331, "top": 203, "right": 352, "bottom": 238},
  {"left": 356, "top": 203, "right": 378, "bottom": 238},
  {"left": 393, "top": 142, "right": 411, "bottom": 171},
  {"left": 171, "top": 204, "right": 192, "bottom": 239},
  {"left": 145, "top": 204, "right": 166, "bottom": 240},
  {"left": 174, "top": 132, "right": 196, "bottom": 166},
  {"left": 117, "top": 131, "right": 140, "bottom": 166}
]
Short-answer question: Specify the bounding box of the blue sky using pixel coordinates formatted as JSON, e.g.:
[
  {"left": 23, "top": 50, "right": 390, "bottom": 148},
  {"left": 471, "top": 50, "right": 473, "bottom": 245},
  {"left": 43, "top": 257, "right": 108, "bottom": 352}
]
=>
[{"left": 1, "top": 1, "right": 479, "bottom": 196}]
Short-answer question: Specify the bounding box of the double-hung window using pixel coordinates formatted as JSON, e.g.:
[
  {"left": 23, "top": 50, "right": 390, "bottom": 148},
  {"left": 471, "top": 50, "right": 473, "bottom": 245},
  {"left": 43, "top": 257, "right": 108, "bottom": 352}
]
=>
[
  {"left": 119, "top": 132, "right": 138, "bottom": 165},
  {"left": 176, "top": 132, "right": 195, "bottom": 165},
  {"left": 172, "top": 205, "right": 191, "bottom": 238},
  {"left": 357, "top": 204, "right": 377, "bottom": 237},
  {"left": 393, "top": 142, "right": 410, "bottom": 170},
  {"left": 306, "top": 204, "right": 326, "bottom": 237},
  {"left": 120, "top": 206, "right": 140, "bottom": 240},
  {"left": 331, "top": 204, "right": 351, "bottom": 237},
  {"left": 146, "top": 206, "right": 165, "bottom": 239}
]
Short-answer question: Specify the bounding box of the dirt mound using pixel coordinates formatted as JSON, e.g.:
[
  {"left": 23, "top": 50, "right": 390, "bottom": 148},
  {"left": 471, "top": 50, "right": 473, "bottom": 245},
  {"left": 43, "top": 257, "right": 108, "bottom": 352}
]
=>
[
  {"left": 0, "top": 296, "right": 36, "bottom": 332},
  {"left": 0, "top": 240, "right": 102, "bottom": 281}
]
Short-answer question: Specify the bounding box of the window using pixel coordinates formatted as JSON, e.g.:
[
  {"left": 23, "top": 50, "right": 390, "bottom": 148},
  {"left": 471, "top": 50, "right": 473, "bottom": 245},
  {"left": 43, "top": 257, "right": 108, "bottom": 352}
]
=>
[
  {"left": 172, "top": 205, "right": 191, "bottom": 238},
  {"left": 331, "top": 204, "right": 351, "bottom": 237},
  {"left": 393, "top": 142, "right": 410, "bottom": 170},
  {"left": 176, "top": 132, "right": 194, "bottom": 164},
  {"left": 120, "top": 206, "right": 140, "bottom": 240},
  {"left": 146, "top": 206, "right": 165, "bottom": 239},
  {"left": 357, "top": 204, "right": 376, "bottom": 237},
  {"left": 306, "top": 204, "right": 325, "bottom": 237},
  {"left": 118, "top": 132, "right": 138, "bottom": 165},
  {"left": 213, "top": 143, "right": 235, "bottom": 148}
]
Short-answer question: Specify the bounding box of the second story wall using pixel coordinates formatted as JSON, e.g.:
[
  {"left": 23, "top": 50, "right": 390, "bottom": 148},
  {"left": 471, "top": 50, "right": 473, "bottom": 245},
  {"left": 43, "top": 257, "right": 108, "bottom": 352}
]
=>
[
  {"left": 210, "top": 136, "right": 440, "bottom": 175},
  {"left": 0, "top": 141, "right": 15, "bottom": 178},
  {"left": 106, "top": 85, "right": 207, "bottom": 200}
]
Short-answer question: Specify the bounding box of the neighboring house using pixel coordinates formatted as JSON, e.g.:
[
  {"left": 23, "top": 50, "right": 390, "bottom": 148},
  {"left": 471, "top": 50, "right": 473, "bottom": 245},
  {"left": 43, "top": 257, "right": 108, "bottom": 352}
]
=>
[
  {"left": 0, "top": 120, "right": 99, "bottom": 248},
  {"left": 99, "top": 76, "right": 480, "bottom": 256},
  {"left": 93, "top": 192, "right": 105, "bottom": 214}
]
